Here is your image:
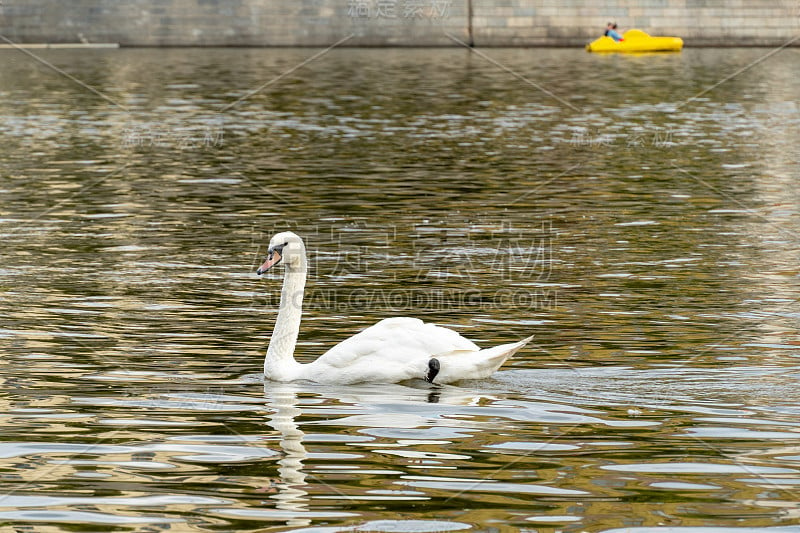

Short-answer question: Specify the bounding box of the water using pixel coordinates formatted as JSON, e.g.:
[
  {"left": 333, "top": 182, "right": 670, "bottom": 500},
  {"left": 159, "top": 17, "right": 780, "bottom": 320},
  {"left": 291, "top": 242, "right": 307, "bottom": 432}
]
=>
[{"left": 1, "top": 46, "right": 800, "bottom": 531}]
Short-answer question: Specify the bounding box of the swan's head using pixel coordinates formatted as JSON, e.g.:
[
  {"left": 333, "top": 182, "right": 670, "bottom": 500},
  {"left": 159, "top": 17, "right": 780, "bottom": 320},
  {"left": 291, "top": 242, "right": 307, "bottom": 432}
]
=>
[{"left": 257, "top": 231, "right": 306, "bottom": 274}]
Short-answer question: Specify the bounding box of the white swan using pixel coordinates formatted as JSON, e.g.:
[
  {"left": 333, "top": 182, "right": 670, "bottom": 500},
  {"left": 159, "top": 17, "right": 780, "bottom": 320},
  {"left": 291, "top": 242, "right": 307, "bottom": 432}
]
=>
[{"left": 257, "top": 231, "right": 532, "bottom": 385}]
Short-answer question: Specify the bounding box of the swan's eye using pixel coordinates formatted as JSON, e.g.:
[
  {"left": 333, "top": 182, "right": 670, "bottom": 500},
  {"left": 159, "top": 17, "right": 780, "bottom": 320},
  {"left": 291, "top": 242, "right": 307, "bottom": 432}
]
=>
[{"left": 269, "top": 242, "right": 288, "bottom": 254}]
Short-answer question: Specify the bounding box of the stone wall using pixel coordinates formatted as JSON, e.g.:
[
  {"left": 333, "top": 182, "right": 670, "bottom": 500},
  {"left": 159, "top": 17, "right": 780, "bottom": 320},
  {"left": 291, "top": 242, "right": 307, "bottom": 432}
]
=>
[
  {"left": 473, "top": 0, "right": 800, "bottom": 46},
  {"left": 0, "top": 1, "right": 798, "bottom": 47}
]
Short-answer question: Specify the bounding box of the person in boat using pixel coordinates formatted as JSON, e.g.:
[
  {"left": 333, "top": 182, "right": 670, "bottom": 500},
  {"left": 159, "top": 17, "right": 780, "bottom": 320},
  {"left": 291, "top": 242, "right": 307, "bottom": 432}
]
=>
[{"left": 604, "top": 22, "right": 624, "bottom": 42}]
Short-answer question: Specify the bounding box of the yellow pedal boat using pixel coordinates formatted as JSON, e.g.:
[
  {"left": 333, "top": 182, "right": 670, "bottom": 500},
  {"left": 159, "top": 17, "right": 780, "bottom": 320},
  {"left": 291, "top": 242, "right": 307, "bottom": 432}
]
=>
[{"left": 586, "top": 29, "right": 683, "bottom": 53}]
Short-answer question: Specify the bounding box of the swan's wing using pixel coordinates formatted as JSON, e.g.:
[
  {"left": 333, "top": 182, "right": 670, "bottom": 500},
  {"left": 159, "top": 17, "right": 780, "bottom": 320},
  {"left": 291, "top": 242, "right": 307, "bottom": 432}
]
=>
[{"left": 311, "top": 317, "right": 479, "bottom": 379}]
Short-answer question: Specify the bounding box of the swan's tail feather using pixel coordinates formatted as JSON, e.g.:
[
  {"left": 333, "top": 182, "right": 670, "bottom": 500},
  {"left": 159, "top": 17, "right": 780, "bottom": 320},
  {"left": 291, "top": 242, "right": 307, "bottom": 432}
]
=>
[
  {"left": 434, "top": 335, "right": 534, "bottom": 383},
  {"left": 480, "top": 334, "right": 534, "bottom": 366}
]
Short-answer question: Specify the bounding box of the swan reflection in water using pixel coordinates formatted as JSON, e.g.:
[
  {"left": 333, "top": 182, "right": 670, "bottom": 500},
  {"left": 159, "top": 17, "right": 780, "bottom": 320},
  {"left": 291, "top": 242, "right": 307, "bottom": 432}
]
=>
[
  {"left": 264, "top": 383, "right": 312, "bottom": 527},
  {"left": 262, "top": 380, "right": 496, "bottom": 527}
]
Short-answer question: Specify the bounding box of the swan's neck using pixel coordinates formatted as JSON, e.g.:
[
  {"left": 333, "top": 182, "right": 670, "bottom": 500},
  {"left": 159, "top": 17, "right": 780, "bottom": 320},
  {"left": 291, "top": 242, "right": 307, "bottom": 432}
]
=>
[{"left": 266, "top": 265, "right": 306, "bottom": 380}]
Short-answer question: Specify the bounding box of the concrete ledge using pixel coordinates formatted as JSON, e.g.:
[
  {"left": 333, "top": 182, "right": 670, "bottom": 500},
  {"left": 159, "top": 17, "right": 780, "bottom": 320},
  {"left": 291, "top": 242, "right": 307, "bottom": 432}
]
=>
[{"left": 0, "top": 43, "right": 120, "bottom": 48}]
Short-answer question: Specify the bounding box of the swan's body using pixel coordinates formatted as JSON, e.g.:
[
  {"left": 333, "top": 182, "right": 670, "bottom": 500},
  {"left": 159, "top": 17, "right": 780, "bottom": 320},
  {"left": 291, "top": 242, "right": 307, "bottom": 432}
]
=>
[{"left": 258, "top": 231, "right": 532, "bottom": 385}]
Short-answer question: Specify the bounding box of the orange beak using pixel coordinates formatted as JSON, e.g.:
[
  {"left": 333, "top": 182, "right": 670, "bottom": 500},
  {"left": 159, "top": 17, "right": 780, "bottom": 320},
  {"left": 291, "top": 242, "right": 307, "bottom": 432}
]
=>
[{"left": 257, "top": 249, "right": 282, "bottom": 275}]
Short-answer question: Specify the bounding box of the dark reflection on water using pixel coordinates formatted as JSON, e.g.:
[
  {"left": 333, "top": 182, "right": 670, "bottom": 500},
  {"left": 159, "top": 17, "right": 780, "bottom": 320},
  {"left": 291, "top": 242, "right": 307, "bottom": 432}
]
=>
[{"left": 1, "top": 47, "right": 800, "bottom": 531}]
